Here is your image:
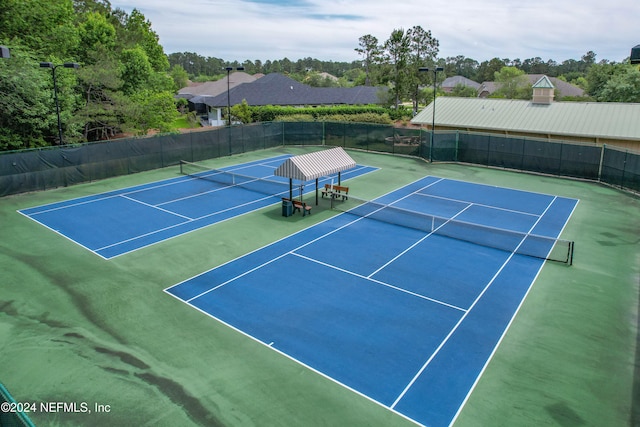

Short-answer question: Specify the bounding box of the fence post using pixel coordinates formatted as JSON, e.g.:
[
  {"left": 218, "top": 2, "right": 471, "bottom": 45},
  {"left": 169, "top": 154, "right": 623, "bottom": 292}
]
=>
[
  {"left": 597, "top": 144, "right": 606, "bottom": 182},
  {"left": 621, "top": 149, "right": 628, "bottom": 189},
  {"left": 428, "top": 130, "right": 433, "bottom": 163},
  {"left": 322, "top": 121, "right": 326, "bottom": 146}
]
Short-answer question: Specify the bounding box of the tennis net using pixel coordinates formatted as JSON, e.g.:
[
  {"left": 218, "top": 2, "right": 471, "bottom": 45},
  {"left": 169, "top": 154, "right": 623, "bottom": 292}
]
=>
[
  {"left": 180, "top": 160, "right": 290, "bottom": 198},
  {"left": 331, "top": 195, "right": 574, "bottom": 265}
]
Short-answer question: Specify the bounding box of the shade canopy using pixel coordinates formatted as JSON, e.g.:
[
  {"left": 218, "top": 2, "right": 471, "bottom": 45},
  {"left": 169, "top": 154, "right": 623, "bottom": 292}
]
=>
[{"left": 274, "top": 147, "right": 356, "bottom": 181}]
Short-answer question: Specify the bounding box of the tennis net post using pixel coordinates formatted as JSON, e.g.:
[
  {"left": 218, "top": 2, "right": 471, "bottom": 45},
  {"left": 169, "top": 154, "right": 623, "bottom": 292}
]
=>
[{"left": 331, "top": 195, "right": 575, "bottom": 265}]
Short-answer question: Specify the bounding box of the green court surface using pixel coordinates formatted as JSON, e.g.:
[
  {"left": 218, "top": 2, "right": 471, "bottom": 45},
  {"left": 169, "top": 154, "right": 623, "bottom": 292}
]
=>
[{"left": 0, "top": 146, "right": 637, "bottom": 427}]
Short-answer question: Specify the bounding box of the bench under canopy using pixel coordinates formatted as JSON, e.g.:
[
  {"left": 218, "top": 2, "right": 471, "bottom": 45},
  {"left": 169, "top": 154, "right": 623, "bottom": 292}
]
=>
[{"left": 273, "top": 147, "right": 356, "bottom": 204}]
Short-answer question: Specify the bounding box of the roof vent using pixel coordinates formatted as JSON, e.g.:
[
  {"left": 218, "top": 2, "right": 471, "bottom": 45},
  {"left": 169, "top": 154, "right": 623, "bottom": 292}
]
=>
[{"left": 531, "top": 75, "right": 554, "bottom": 105}]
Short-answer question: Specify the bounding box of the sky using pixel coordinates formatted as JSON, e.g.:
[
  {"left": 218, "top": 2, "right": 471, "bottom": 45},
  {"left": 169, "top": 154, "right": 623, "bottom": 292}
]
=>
[{"left": 110, "top": 0, "right": 638, "bottom": 64}]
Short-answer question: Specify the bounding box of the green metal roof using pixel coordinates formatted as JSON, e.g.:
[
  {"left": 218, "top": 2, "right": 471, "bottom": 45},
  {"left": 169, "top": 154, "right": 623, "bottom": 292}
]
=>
[{"left": 411, "top": 97, "right": 640, "bottom": 141}]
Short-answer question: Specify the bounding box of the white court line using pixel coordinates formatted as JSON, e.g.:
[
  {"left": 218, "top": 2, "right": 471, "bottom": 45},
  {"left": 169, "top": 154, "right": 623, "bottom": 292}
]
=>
[
  {"left": 162, "top": 288, "right": 421, "bottom": 427},
  {"left": 120, "top": 195, "right": 194, "bottom": 220},
  {"left": 414, "top": 191, "right": 541, "bottom": 217},
  {"left": 390, "top": 196, "right": 558, "bottom": 410},
  {"left": 165, "top": 174, "right": 434, "bottom": 291},
  {"left": 94, "top": 192, "right": 283, "bottom": 253},
  {"left": 367, "top": 203, "right": 474, "bottom": 278},
  {"left": 100, "top": 165, "right": 376, "bottom": 257},
  {"left": 21, "top": 154, "right": 293, "bottom": 214},
  {"left": 155, "top": 173, "right": 284, "bottom": 206},
  {"left": 449, "top": 197, "right": 579, "bottom": 427},
  {"left": 291, "top": 252, "right": 467, "bottom": 313}
]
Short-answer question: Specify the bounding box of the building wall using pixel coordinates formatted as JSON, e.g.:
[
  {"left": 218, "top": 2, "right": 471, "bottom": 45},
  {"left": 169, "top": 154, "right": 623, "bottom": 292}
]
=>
[{"left": 431, "top": 125, "right": 640, "bottom": 151}]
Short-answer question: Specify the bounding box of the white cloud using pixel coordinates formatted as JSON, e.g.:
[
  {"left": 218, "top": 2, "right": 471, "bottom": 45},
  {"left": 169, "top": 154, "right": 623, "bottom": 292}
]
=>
[{"left": 111, "top": 0, "right": 639, "bottom": 63}]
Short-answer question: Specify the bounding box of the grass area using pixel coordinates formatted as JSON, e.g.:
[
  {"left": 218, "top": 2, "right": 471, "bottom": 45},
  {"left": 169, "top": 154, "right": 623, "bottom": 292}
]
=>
[
  {"left": 170, "top": 114, "right": 200, "bottom": 130},
  {"left": 0, "top": 146, "right": 637, "bottom": 426}
]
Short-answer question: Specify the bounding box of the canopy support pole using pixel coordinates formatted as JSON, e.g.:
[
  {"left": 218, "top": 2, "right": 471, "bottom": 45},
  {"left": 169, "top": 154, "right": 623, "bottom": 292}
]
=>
[
  {"left": 315, "top": 178, "right": 319, "bottom": 205},
  {"left": 289, "top": 179, "right": 293, "bottom": 200}
]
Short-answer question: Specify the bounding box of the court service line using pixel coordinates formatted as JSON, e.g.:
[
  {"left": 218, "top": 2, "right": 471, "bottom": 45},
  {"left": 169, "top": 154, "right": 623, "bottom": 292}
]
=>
[
  {"left": 449, "top": 197, "right": 578, "bottom": 427},
  {"left": 290, "top": 252, "right": 467, "bottom": 312},
  {"left": 155, "top": 171, "right": 284, "bottom": 206},
  {"left": 19, "top": 155, "right": 292, "bottom": 214},
  {"left": 390, "top": 195, "right": 558, "bottom": 410},
  {"left": 184, "top": 222, "right": 360, "bottom": 302},
  {"left": 367, "top": 203, "right": 474, "bottom": 278},
  {"left": 120, "top": 195, "right": 194, "bottom": 220},
  {"left": 184, "top": 181, "right": 421, "bottom": 302},
  {"left": 94, "top": 194, "right": 281, "bottom": 253},
  {"left": 101, "top": 165, "right": 376, "bottom": 256},
  {"left": 124, "top": 156, "right": 291, "bottom": 204},
  {"left": 414, "top": 191, "right": 541, "bottom": 217}
]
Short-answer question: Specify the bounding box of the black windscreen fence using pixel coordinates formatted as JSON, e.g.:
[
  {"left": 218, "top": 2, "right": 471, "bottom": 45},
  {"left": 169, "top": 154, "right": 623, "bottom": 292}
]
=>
[{"left": 1, "top": 123, "right": 638, "bottom": 196}]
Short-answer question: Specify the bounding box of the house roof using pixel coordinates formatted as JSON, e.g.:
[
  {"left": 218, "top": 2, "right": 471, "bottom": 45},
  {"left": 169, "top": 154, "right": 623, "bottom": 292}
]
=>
[
  {"left": 441, "top": 76, "right": 482, "bottom": 90},
  {"left": 411, "top": 97, "right": 640, "bottom": 141},
  {"left": 194, "top": 73, "right": 386, "bottom": 107},
  {"left": 274, "top": 147, "right": 356, "bottom": 181},
  {"left": 177, "top": 72, "right": 259, "bottom": 100},
  {"left": 478, "top": 74, "right": 585, "bottom": 98}
]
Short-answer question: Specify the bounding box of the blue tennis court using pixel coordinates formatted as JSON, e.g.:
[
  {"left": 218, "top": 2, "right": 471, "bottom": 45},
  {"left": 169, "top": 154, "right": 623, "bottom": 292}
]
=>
[
  {"left": 166, "top": 176, "right": 578, "bottom": 427},
  {"left": 18, "top": 155, "right": 376, "bottom": 259}
]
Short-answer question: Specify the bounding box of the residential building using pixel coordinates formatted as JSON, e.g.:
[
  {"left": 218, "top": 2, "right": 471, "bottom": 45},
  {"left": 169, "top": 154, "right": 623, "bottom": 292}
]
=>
[
  {"left": 184, "top": 73, "right": 387, "bottom": 126},
  {"left": 412, "top": 77, "right": 639, "bottom": 150}
]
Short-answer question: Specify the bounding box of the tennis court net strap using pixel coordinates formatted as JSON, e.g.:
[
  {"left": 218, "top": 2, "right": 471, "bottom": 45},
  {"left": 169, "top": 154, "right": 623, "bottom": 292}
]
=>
[
  {"left": 180, "top": 160, "right": 290, "bottom": 198},
  {"left": 332, "top": 196, "right": 575, "bottom": 265}
]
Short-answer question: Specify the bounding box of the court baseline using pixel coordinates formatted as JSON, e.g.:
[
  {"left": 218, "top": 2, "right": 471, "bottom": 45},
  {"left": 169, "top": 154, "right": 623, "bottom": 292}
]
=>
[
  {"left": 165, "top": 176, "right": 578, "bottom": 427},
  {"left": 18, "top": 155, "right": 376, "bottom": 259}
]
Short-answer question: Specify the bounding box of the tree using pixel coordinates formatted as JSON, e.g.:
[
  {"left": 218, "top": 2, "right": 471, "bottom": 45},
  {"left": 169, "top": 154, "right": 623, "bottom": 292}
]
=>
[
  {"left": 449, "top": 84, "right": 478, "bottom": 97},
  {"left": 492, "top": 66, "right": 531, "bottom": 99},
  {"left": 128, "top": 90, "right": 178, "bottom": 134},
  {"left": 445, "top": 55, "right": 479, "bottom": 80},
  {"left": 521, "top": 57, "right": 550, "bottom": 75},
  {"left": 77, "top": 12, "right": 116, "bottom": 64},
  {"left": 407, "top": 25, "right": 439, "bottom": 113},
  {"left": 120, "top": 9, "right": 169, "bottom": 72},
  {"left": 0, "top": 0, "right": 79, "bottom": 58},
  {"left": 586, "top": 61, "right": 617, "bottom": 100},
  {"left": 75, "top": 51, "right": 125, "bottom": 140},
  {"left": 0, "top": 46, "right": 57, "bottom": 149},
  {"left": 476, "top": 58, "right": 506, "bottom": 82},
  {"left": 169, "top": 64, "right": 189, "bottom": 91},
  {"left": 355, "top": 34, "right": 383, "bottom": 86},
  {"left": 384, "top": 28, "right": 411, "bottom": 107},
  {"left": 120, "top": 46, "right": 153, "bottom": 94},
  {"left": 599, "top": 66, "right": 640, "bottom": 102},
  {"left": 231, "top": 100, "right": 253, "bottom": 124}
]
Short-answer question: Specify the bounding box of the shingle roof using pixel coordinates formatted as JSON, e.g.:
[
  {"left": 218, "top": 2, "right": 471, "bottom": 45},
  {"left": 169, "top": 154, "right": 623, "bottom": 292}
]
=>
[
  {"left": 177, "top": 72, "right": 259, "bottom": 99},
  {"left": 195, "top": 73, "right": 386, "bottom": 107},
  {"left": 441, "top": 76, "right": 481, "bottom": 90},
  {"left": 479, "top": 75, "right": 585, "bottom": 98},
  {"left": 274, "top": 147, "right": 356, "bottom": 181},
  {"left": 411, "top": 97, "right": 640, "bottom": 141}
]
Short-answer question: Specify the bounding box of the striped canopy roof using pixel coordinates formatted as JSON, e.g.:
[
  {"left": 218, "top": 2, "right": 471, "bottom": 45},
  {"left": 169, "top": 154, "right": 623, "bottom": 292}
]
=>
[{"left": 274, "top": 147, "right": 356, "bottom": 181}]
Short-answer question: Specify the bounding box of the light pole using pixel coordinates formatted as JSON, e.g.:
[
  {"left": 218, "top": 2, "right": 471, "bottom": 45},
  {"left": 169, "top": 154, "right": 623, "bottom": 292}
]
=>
[
  {"left": 40, "top": 62, "right": 80, "bottom": 145},
  {"left": 225, "top": 66, "right": 245, "bottom": 126},
  {"left": 419, "top": 66, "right": 443, "bottom": 162}
]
